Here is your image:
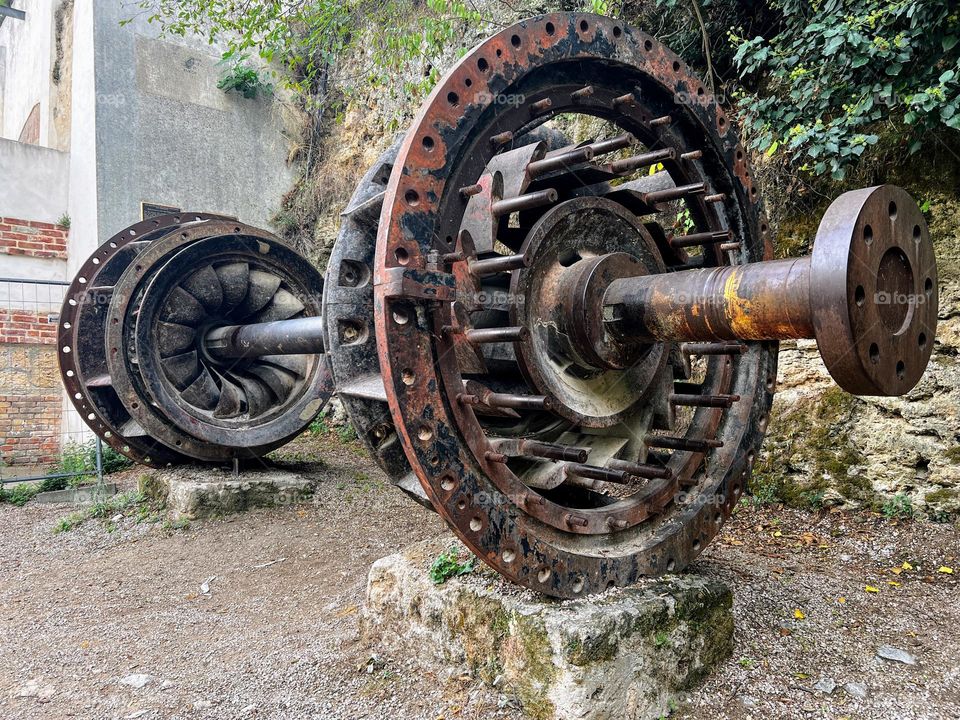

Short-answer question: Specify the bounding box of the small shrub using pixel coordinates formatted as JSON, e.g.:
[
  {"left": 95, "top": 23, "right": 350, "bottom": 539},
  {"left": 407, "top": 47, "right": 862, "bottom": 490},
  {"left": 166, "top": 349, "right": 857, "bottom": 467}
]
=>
[
  {"left": 52, "top": 491, "right": 149, "bottom": 533},
  {"left": 337, "top": 423, "right": 357, "bottom": 443},
  {"left": 429, "top": 546, "right": 476, "bottom": 585},
  {"left": 217, "top": 57, "right": 273, "bottom": 99},
  {"left": 49, "top": 440, "right": 133, "bottom": 486},
  {"left": 881, "top": 493, "right": 915, "bottom": 520},
  {"left": 308, "top": 411, "right": 330, "bottom": 435},
  {"left": 0, "top": 483, "right": 41, "bottom": 507}
]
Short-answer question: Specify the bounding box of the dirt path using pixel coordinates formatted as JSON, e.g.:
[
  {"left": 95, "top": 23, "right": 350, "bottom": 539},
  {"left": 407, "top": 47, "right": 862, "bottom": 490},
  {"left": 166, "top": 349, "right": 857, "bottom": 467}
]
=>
[{"left": 1, "top": 434, "right": 957, "bottom": 719}]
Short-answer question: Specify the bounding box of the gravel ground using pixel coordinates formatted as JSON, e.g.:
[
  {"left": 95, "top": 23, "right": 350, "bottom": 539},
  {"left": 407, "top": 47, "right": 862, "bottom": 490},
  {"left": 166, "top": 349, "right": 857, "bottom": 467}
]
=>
[
  {"left": 1, "top": 432, "right": 958, "bottom": 720},
  {"left": 680, "top": 505, "right": 960, "bottom": 720}
]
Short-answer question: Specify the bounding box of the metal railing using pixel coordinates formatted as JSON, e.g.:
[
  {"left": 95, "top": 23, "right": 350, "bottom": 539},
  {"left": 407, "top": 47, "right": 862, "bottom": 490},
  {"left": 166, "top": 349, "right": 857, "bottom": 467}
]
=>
[{"left": 0, "top": 276, "right": 105, "bottom": 488}]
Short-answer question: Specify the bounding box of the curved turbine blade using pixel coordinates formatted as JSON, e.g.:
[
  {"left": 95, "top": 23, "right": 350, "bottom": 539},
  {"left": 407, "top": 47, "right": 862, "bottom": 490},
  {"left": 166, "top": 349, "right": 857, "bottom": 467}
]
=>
[
  {"left": 213, "top": 371, "right": 244, "bottom": 419},
  {"left": 254, "top": 288, "right": 305, "bottom": 323},
  {"left": 215, "top": 262, "right": 250, "bottom": 312},
  {"left": 160, "top": 287, "right": 206, "bottom": 326},
  {"left": 237, "top": 270, "right": 281, "bottom": 317},
  {"left": 181, "top": 265, "right": 223, "bottom": 313},
  {"left": 249, "top": 364, "right": 297, "bottom": 399},
  {"left": 180, "top": 366, "right": 220, "bottom": 410},
  {"left": 160, "top": 350, "right": 200, "bottom": 391},
  {"left": 157, "top": 322, "right": 196, "bottom": 358},
  {"left": 233, "top": 373, "right": 271, "bottom": 418},
  {"left": 259, "top": 354, "right": 309, "bottom": 378}
]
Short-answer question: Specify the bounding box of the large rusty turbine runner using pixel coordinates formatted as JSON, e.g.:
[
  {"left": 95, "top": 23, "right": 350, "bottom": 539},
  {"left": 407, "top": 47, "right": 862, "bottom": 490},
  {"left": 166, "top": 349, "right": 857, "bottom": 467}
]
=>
[{"left": 59, "top": 13, "right": 939, "bottom": 599}]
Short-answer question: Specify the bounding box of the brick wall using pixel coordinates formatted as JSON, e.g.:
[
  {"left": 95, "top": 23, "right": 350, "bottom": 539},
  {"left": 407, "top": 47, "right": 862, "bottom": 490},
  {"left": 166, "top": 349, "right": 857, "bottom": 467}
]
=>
[
  {"left": 0, "top": 393, "right": 62, "bottom": 465},
  {"left": 0, "top": 217, "right": 68, "bottom": 260},
  {"left": 0, "top": 309, "right": 58, "bottom": 345},
  {"left": 0, "top": 324, "right": 63, "bottom": 467}
]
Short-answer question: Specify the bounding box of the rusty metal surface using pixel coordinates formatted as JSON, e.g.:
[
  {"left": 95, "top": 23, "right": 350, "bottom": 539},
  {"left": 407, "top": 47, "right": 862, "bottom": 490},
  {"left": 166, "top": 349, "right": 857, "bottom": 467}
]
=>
[
  {"left": 57, "top": 12, "right": 938, "bottom": 599},
  {"left": 59, "top": 216, "right": 332, "bottom": 465},
  {"left": 373, "top": 12, "right": 776, "bottom": 598},
  {"left": 58, "top": 213, "right": 228, "bottom": 467},
  {"left": 604, "top": 257, "right": 815, "bottom": 342},
  {"left": 810, "top": 185, "right": 937, "bottom": 395}
]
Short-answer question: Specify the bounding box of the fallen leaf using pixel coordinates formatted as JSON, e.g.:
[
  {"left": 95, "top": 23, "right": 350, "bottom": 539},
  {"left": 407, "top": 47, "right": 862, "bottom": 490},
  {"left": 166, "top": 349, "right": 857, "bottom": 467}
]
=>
[
  {"left": 774, "top": 530, "right": 783, "bottom": 537},
  {"left": 837, "top": 596, "right": 846, "bottom": 604},
  {"left": 335, "top": 605, "right": 358, "bottom": 617},
  {"left": 779, "top": 627, "right": 792, "bottom": 637},
  {"left": 888, "top": 581, "right": 902, "bottom": 588},
  {"left": 938, "top": 566, "right": 954, "bottom": 575},
  {"left": 902, "top": 561, "right": 913, "bottom": 570},
  {"left": 865, "top": 586, "right": 880, "bottom": 593},
  {"left": 891, "top": 567, "right": 903, "bottom": 575},
  {"left": 793, "top": 609, "right": 806, "bottom": 620}
]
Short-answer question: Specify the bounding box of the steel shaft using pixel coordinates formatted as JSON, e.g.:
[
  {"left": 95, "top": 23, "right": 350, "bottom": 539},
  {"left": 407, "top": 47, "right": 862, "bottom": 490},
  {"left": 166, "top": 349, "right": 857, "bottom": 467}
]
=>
[
  {"left": 603, "top": 257, "right": 815, "bottom": 342},
  {"left": 205, "top": 316, "right": 326, "bottom": 359}
]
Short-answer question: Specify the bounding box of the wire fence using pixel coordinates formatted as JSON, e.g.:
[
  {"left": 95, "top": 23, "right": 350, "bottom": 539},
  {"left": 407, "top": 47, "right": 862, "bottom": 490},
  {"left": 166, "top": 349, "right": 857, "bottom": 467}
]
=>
[{"left": 0, "top": 277, "right": 104, "bottom": 487}]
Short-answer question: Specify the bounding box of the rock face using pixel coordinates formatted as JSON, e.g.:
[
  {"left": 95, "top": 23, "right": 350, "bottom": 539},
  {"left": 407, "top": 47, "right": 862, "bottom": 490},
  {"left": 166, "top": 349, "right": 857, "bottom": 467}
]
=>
[
  {"left": 141, "top": 468, "right": 316, "bottom": 520},
  {"left": 757, "top": 192, "right": 960, "bottom": 517},
  {"left": 362, "top": 537, "right": 734, "bottom": 720}
]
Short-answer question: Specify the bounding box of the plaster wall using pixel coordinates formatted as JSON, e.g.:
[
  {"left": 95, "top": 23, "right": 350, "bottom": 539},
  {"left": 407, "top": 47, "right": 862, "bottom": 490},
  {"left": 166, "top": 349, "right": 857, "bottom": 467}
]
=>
[
  {"left": 92, "top": 4, "right": 295, "bottom": 243},
  {"left": 0, "top": 0, "right": 56, "bottom": 146}
]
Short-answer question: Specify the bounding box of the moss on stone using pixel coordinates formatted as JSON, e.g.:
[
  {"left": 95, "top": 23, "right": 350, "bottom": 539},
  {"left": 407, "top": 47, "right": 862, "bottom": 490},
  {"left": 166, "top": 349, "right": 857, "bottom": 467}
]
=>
[
  {"left": 945, "top": 446, "right": 960, "bottom": 465},
  {"left": 773, "top": 208, "right": 822, "bottom": 259},
  {"left": 752, "top": 387, "right": 873, "bottom": 508},
  {"left": 678, "top": 602, "right": 735, "bottom": 690},
  {"left": 924, "top": 487, "right": 960, "bottom": 518},
  {"left": 509, "top": 612, "right": 557, "bottom": 720},
  {"left": 448, "top": 593, "right": 510, "bottom": 683}
]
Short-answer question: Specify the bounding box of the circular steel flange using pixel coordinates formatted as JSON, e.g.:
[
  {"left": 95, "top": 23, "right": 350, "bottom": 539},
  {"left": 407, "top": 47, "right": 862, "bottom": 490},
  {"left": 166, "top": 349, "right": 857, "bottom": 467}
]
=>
[
  {"left": 374, "top": 12, "right": 778, "bottom": 597},
  {"left": 105, "top": 222, "right": 331, "bottom": 462},
  {"left": 811, "top": 185, "right": 937, "bottom": 395},
  {"left": 59, "top": 215, "right": 332, "bottom": 466},
  {"left": 58, "top": 213, "right": 228, "bottom": 467},
  {"left": 510, "top": 196, "right": 667, "bottom": 427}
]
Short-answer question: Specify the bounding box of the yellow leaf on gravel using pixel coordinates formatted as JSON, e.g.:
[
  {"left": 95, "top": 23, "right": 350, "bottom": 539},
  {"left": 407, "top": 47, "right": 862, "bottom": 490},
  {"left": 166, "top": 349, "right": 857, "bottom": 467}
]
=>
[
  {"left": 891, "top": 567, "right": 903, "bottom": 575},
  {"left": 902, "top": 561, "right": 913, "bottom": 570},
  {"left": 838, "top": 596, "right": 846, "bottom": 604},
  {"left": 938, "top": 566, "right": 954, "bottom": 574},
  {"left": 774, "top": 530, "right": 783, "bottom": 537},
  {"left": 888, "top": 581, "right": 902, "bottom": 587},
  {"left": 865, "top": 586, "right": 880, "bottom": 593},
  {"left": 793, "top": 609, "right": 805, "bottom": 620}
]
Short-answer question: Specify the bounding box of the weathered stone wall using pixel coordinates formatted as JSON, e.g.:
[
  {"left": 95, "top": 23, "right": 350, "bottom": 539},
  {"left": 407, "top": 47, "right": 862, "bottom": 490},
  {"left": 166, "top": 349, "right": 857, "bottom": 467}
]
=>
[{"left": 0, "top": 342, "right": 61, "bottom": 466}]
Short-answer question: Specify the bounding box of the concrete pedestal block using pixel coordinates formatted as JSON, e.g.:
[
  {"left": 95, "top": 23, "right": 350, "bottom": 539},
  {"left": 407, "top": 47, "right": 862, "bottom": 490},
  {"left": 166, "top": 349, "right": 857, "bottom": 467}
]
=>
[
  {"left": 140, "top": 468, "right": 315, "bottom": 520},
  {"left": 362, "top": 537, "right": 734, "bottom": 720}
]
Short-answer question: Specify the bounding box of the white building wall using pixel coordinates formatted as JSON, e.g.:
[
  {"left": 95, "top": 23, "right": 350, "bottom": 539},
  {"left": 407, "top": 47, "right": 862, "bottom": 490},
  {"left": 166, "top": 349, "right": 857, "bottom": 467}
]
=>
[
  {"left": 0, "top": 0, "right": 56, "bottom": 145},
  {"left": 0, "top": 136, "right": 69, "bottom": 285}
]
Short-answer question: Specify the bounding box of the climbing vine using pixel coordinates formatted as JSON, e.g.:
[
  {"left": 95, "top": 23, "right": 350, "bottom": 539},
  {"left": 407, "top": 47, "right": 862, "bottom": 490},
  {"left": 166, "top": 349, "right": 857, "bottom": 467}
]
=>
[{"left": 732, "top": 0, "right": 960, "bottom": 179}]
